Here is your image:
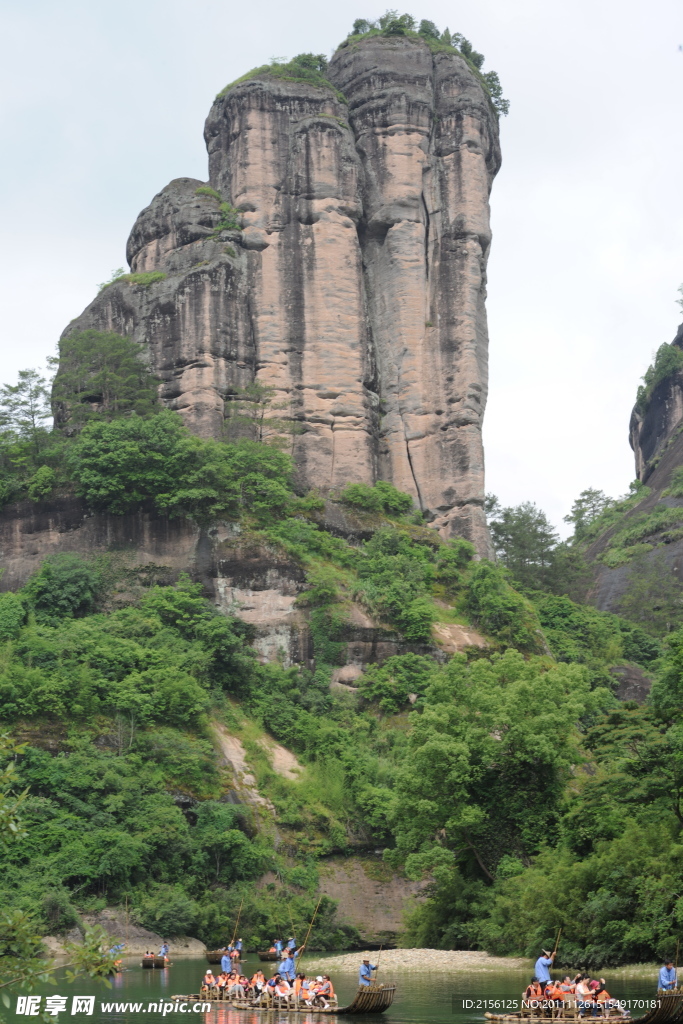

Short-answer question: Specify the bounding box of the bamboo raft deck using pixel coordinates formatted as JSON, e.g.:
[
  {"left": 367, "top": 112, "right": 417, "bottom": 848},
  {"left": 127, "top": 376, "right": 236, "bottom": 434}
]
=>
[
  {"left": 172, "top": 983, "right": 396, "bottom": 1015},
  {"left": 257, "top": 952, "right": 280, "bottom": 962},
  {"left": 142, "top": 957, "right": 168, "bottom": 969},
  {"left": 484, "top": 991, "right": 683, "bottom": 1024}
]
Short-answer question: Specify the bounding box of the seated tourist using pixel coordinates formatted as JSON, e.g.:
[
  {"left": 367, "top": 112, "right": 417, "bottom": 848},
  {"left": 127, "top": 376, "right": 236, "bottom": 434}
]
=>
[
  {"left": 523, "top": 979, "right": 544, "bottom": 1007},
  {"left": 202, "top": 971, "right": 216, "bottom": 991},
  {"left": 250, "top": 970, "right": 265, "bottom": 994},
  {"left": 596, "top": 983, "right": 616, "bottom": 1015},
  {"left": 312, "top": 975, "right": 333, "bottom": 1009}
]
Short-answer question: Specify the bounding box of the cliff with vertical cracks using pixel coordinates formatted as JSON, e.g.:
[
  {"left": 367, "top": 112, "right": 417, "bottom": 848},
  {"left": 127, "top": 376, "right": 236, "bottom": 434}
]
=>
[{"left": 62, "top": 35, "right": 500, "bottom": 554}]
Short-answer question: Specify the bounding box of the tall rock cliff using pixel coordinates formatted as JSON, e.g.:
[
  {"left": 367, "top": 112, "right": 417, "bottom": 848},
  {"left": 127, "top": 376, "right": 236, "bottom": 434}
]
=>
[
  {"left": 587, "top": 323, "right": 683, "bottom": 612},
  {"left": 61, "top": 35, "right": 500, "bottom": 553}
]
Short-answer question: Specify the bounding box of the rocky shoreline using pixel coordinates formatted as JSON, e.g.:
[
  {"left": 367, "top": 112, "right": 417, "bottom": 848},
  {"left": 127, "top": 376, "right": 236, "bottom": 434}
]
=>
[{"left": 302, "top": 949, "right": 532, "bottom": 973}]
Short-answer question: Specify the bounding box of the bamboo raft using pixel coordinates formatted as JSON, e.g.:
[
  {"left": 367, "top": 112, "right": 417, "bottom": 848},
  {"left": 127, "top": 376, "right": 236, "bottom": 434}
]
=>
[
  {"left": 206, "top": 951, "right": 243, "bottom": 965},
  {"left": 484, "top": 990, "right": 683, "bottom": 1024},
  {"left": 172, "top": 983, "right": 396, "bottom": 1015},
  {"left": 258, "top": 952, "right": 280, "bottom": 962},
  {"left": 142, "top": 957, "right": 168, "bottom": 969}
]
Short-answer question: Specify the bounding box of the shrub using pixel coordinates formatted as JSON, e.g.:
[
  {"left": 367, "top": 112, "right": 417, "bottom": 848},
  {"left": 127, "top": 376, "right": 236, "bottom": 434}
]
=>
[
  {"left": 464, "top": 561, "right": 544, "bottom": 652},
  {"left": 435, "top": 538, "right": 475, "bottom": 589},
  {"left": 23, "top": 554, "right": 102, "bottom": 622},
  {"left": 132, "top": 884, "right": 198, "bottom": 937},
  {"left": 0, "top": 593, "right": 26, "bottom": 640},
  {"left": 340, "top": 481, "right": 414, "bottom": 516},
  {"left": 27, "top": 465, "right": 56, "bottom": 501},
  {"left": 358, "top": 653, "right": 436, "bottom": 713}
]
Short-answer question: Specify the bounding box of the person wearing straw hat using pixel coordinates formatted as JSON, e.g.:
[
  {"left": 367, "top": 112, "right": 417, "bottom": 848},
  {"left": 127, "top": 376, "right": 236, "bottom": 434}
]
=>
[
  {"left": 359, "top": 959, "right": 377, "bottom": 987},
  {"left": 280, "top": 945, "right": 304, "bottom": 983},
  {"left": 534, "top": 949, "right": 555, "bottom": 987}
]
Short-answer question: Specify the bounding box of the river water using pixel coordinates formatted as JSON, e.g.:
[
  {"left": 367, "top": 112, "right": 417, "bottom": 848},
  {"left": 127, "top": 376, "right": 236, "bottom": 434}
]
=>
[{"left": 22, "top": 953, "right": 660, "bottom": 1024}]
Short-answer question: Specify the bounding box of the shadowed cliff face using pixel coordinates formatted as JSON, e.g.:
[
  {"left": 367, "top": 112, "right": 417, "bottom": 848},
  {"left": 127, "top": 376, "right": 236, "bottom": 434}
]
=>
[
  {"left": 61, "top": 36, "right": 500, "bottom": 553},
  {"left": 630, "top": 324, "right": 683, "bottom": 482},
  {"left": 587, "top": 322, "right": 683, "bottom": 614}
]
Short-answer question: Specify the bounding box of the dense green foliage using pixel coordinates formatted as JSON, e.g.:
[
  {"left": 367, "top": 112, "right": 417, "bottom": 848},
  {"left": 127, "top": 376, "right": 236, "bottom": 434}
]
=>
[
  {"left": 66, "top": 410, "right": 296, "bottom": 524},
  {"left": 5, "top": 334, "right": 683, "bottom": 968}
]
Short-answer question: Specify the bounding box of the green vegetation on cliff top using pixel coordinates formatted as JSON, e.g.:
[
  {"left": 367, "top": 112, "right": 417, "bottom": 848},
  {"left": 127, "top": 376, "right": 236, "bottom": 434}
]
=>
[{"left": 217, "top": 13, "right": 508, "bottom": 117}]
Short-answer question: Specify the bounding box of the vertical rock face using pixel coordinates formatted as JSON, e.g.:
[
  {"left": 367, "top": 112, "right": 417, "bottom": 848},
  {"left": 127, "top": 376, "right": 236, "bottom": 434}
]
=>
[
  {"left": 328, "top": 37, "right": 500, "bottom": 550},
  {"left": 60, "top": 36, "right": 500, "bottom": 553},
  {"left": 630, "top": 324, "right": 683, "bottom": 482}
]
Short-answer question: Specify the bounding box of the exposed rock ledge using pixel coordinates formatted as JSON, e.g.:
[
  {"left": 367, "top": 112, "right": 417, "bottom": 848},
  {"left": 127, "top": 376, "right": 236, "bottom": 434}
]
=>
[{"left": 42, "top": 908, "right": 205, "bottom": 958}]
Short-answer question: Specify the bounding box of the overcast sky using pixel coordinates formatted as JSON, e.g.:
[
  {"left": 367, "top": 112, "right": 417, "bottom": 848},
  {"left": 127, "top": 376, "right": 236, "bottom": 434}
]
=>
[{"left": 2, "top": 0, "right": 682, "bottom": 536}]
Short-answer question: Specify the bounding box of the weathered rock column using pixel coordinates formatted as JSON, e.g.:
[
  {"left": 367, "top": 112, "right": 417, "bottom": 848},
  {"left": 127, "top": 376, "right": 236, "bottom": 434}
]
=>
[
  {"left": 329, "top": 36, "right": 500, "bottom": 551},
  {"left": 205, "top": 79, "right": 377, "bottom": 491}
]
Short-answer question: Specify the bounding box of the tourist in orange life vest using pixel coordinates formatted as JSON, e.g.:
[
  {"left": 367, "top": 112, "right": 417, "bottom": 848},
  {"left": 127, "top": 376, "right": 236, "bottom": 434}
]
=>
[
  {"left": 312, "top": 975, "right": 333, "bottom": 1009},
  {"left": 560, "top": 977, "right": 575, "bottom": 999},
  {"left": 523, "top": 980, "right": 544, "bottom": 1007},
  {"left": 250, "top": 970, "right": 265, "bottom": 994}
]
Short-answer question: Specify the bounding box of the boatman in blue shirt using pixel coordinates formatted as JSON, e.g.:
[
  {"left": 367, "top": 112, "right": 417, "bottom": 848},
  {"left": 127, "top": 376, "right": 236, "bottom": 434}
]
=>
[
  {"left": 275, "top": 939, "right": 283, "bottom": 955},
  {"left": 221, "top": 952, "right": 231, "bottom": 973},
  {"left": 287, "top": 937, "right": 297, "bottom": 952},
  {"left": 359, "top": 959, "right": 378, "bottom": 987},
  {"left": 659, "top": 962, "right": 677, "bottom": 991},
  {"left": 534, "top": 949, "right": 555, "bottom": 988},
  {"left": 280, "top": 946, "right": 304, "bottom": 982},
  {"left": 235, "top": 938, "right": 243, "bottom": 956}
]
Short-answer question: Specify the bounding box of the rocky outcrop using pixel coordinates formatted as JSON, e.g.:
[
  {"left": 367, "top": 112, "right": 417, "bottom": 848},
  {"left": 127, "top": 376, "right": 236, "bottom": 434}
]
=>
[
  {"left": 587, "top": 322, "right": 683, "bottom": 614},
  {"left": 0, "top": 496, "right": 442, "bottom": 668},
  {"left": 60, "top": 35, "right": 500, "bottom": 554},
  {"left": 630, "top": 324, "right": 683, "bottom": 482}
]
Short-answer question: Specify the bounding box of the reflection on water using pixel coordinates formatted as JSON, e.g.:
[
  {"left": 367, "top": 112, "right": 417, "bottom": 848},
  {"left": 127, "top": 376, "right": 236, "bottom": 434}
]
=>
[{"left": 24, "top": 954, "right": 659, "bottom": 1024}]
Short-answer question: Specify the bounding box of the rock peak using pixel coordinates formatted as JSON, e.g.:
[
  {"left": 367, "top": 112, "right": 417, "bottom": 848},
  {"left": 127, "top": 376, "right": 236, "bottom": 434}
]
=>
[{"left": 61, "top": 34, "right": 500, "bottom": 554}]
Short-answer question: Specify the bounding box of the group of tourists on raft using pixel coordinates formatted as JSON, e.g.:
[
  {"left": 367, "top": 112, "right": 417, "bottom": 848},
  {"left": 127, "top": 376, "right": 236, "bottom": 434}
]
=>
[
  {"left": 525, "top": 950, "right": 680, "bottom": 1018},
  {"left": 200, "top": 935, "right": 380, "bottom": 1008},
  {"left": 201, "top": 966, "right": 336, "bottom": 1009}
]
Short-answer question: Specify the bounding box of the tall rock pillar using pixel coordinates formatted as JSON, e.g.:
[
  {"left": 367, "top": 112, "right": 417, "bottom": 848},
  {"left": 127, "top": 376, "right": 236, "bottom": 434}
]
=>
[{"left": 328, "top": 36, "right": 501, "bottom": 552}]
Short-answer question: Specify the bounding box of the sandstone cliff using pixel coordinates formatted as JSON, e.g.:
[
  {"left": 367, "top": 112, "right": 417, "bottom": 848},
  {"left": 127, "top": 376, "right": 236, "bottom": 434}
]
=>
[
  {"left": 61, "top": 35, "right": 500, "bottom": 553},
  {"left": 588, "top": 323, "right": 683, "bottom": 612}
]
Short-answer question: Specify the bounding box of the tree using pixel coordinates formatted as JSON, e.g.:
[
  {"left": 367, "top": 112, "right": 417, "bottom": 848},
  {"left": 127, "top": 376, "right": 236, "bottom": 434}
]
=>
[
  {"left": 52, "top": 330, "right": 158, "bottom": 425},
  {"left": 65, "top": 409, "right": 295, "bottom": 524},
  {"left": 563, "top": 488, "right": 616, "bottom": 541},
  {"left": 224, "top": 381, "right": 301, "bottom": 448},
  {"left": 0, "top": 369, "right": 52, "bottom": 456},
  {"left": 0, "top": 736, "right": 118, "bottom": 1006},
  {"left": 486, "top": 495, "right": 559, "bottom": 591},
  {"left": 617, "top": 552, "right": 683, "bottom": 636},
  {"left": 418, "top": 19, "right": 440, "bottom": 38}
]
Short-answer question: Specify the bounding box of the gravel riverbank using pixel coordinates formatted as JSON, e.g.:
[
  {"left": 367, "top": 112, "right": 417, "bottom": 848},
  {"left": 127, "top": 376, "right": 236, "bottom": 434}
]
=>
[{"left": 302, "top": 949, "right": 532, "bottom": 973}]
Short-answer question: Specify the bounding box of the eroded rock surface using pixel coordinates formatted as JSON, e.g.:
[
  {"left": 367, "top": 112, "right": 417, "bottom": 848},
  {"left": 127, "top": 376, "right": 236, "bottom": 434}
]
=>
[{"left": 61, "top": 36, "right": 500, "bottom": 552}]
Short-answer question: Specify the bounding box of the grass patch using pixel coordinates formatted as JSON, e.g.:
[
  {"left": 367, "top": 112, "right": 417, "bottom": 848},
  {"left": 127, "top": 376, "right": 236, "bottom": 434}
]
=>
[{"left": 100, "top": 271, "right": 166, "bottom": 291}]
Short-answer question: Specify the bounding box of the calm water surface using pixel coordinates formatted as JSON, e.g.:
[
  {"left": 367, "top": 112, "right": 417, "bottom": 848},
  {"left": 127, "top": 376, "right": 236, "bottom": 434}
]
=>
[{"left": 26, "top": 954, "right": 659, "bottom": 1024}]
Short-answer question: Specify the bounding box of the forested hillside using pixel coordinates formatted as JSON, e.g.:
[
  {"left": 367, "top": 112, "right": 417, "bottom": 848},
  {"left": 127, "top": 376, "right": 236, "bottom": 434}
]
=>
[{"left": 2, "top": 331, "right": 683, "bottom": 968}]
